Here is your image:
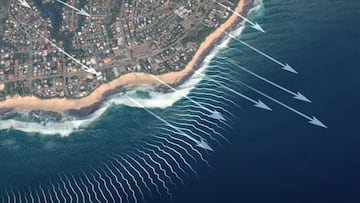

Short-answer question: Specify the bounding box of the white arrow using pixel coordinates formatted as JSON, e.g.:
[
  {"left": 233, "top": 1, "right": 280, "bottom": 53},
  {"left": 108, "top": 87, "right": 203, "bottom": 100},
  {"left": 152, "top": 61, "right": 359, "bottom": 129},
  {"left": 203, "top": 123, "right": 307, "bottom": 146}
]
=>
[
  {"left": 18, "top": 0, "right": 31, "bottom": 9},
  {"left": 77, "top": 8, "right": 91, "bottom": 17},
  {"left": 36, "top": 32, "right": 99, "bottom": 75},
  {"left": 56, "top": 0, "right": 91, "bottom": 17},
  {"left": 222, "top": 30, "right": 298, "bottom": 74},
  {"left": 203, "top": 75, "right": 272, "bottom": 111},
  {"left": 224, "top": 59, "right": 311, "bottom": 102},
  {"left": 213, "top": 0, "right": 265, "bottom": 33},
  {"left": 126, "top": 96, "right": 214, "bottom": 151},
  {"left": 149, "top": 75, "right": 226, "bottom": 121},
  {"left": 239, "top": 81, "right": 327, "bottom": 128}
]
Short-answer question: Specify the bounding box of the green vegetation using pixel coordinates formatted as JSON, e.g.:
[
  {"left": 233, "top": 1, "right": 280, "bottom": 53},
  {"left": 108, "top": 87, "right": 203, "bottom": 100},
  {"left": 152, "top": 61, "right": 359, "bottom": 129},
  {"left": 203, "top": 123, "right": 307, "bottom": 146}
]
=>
[
  {"left": 32, "top": 0, "right": 63, "bottom": 37},
  {"left": 5, "top": 81, "right": 31, "bottom": 97},
  {"left": 32, "top": 0, "right": 78, "bottom": 52},
  {"left": 181, "top": 24, "right": 212, "bottom": 45},
  {"left": 0, "top": 0, "right": 9, "bottom": 35},
  {"left": 104, "top": 0, "right": 123, "bottom": 39},
  {"left": 168, "top": 3, "right": 177, "bottom": 10},
  {"left": 61, "top": 32, "right": 75, "bottom": 52},
  {"left": 75, "top": 0, "right": 88, "bottom": 32}
]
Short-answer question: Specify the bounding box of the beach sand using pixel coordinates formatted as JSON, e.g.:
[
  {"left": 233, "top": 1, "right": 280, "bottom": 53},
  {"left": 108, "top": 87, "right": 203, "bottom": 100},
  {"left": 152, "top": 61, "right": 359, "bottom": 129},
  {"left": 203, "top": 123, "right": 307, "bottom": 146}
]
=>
[{"left": 0, "top": 0, "right": 246, "bottom": 113}]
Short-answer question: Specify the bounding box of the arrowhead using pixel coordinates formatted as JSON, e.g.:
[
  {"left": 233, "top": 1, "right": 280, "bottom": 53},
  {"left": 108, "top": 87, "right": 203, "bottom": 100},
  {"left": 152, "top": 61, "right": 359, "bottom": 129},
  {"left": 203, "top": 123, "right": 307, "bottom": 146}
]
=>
[
  {"left": 196, "top": 139, "right": 214, "bottom": 151},
  {"left": 208, "top": 110, "right": 226, "bottom": 121},
  {"left": 293, "top": 92, "right": 312, "bottom": 103},
  {"left": 282, "top": 64, "right": 298, "bottom": 74},
  {"left": 19, "top": 0, "right": 31, "bottom": 8},
  {"left": 85, "top": 68, "right": 98, "bottom": 75},
  {"left": 251, "top": 23, "right": 266, "bottom": 33},
  {"left": 308, "top": 116, "right": 328, "bottom": 129},
  {"left": 254, "top": 100, "right": 272, "bottom": 111},
  {"left": 77, "top": 9, "right": 91, "bottom": 17}
]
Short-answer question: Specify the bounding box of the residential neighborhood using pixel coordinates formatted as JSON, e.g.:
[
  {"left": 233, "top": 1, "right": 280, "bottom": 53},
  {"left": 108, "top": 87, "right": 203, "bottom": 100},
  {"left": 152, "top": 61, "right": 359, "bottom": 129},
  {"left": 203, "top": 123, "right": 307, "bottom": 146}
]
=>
[{"left": 0, "top": 0, "right": 238, "bottom": 100}]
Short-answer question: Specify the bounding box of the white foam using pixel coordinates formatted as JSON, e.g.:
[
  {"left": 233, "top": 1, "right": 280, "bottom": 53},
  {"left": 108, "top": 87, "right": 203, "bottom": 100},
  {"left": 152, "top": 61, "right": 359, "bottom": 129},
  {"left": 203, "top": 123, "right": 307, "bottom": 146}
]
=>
[
  {"left": 0, "top": 19, "right": 247, "bottom": 136},
  {"left": 248, "top": 0, "right": 264, "bottom": 16}
]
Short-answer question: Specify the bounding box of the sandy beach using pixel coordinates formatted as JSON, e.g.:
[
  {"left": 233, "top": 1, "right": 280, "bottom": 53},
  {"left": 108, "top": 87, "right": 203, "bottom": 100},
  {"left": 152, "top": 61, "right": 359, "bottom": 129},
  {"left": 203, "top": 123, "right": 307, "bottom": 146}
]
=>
[{"left": 0, "top": 0, "right": 246, "bottom": 113}]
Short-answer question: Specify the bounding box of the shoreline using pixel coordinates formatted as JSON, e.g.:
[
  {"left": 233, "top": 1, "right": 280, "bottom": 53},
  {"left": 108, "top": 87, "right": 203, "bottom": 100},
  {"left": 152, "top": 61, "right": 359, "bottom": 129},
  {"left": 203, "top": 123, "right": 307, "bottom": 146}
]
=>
[{"left": 0, "top": 0, "right": 247, "bottom": 113}]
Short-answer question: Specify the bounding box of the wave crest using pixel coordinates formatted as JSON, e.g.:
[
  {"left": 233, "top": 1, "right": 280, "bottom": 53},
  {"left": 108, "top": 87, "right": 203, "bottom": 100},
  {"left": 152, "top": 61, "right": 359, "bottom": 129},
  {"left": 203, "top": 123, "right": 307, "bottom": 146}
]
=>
[{"left": 0, "top": 23, "right": 246, "bottom": 136}]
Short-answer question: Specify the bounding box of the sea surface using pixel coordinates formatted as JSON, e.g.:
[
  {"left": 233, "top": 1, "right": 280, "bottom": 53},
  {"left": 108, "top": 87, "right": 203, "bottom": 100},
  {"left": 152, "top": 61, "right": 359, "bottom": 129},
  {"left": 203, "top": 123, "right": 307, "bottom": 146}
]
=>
[{"left": 0, "top": 0, "right": 360, "bottom": 202}]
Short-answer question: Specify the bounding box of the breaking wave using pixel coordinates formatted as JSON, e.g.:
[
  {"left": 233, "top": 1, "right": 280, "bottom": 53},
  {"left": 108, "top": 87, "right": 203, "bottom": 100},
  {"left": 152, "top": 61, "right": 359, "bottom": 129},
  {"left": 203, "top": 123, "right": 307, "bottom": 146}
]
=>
[
  {"left": 250, "top": 0, "right": 264, "bottom": 15},
  {"left": 0, "top": 20, "right": 249, "bottom": 136}
]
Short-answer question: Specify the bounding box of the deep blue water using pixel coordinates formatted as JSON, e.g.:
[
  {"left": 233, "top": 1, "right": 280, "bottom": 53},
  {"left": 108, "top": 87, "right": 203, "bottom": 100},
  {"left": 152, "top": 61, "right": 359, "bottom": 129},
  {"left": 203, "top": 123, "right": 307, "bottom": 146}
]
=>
[
  {"left": 159, "top": 0, "right": 360, "bottom": 202},
  {"left": 0, "top": 0, "right": 360, "bottom": 202}
]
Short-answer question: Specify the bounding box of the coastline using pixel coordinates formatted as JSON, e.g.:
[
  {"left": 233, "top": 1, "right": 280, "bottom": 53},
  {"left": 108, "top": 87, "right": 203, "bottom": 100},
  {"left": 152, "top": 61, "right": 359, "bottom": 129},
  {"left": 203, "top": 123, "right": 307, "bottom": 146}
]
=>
[{"left": 0, "top": 0, "right": 247, "bottom": 113}]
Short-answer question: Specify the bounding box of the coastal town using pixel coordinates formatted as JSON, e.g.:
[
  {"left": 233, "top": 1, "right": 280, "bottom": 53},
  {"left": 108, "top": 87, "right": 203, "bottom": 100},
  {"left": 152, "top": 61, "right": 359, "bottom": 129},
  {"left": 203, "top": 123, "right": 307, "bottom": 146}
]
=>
[{"left": 0, "top": 0, "right": 242, "bottom": 101}]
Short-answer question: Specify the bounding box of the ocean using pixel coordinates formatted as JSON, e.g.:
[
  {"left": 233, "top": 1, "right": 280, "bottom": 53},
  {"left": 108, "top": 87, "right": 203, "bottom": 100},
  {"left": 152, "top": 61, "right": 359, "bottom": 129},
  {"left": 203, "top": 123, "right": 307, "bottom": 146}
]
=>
[
  {"left": 1, "top": 0, "right": 360, "bottom": 202},
  {"left": 165, "top": 0, "right": 360, "bottom": 202}
]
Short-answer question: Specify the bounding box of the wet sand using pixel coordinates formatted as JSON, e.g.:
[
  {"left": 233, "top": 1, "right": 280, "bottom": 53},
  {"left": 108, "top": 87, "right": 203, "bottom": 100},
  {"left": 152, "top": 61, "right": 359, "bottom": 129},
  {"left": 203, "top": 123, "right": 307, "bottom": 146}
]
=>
[{"left": 0, "top": 0, "right": 246, "bottom": 113}]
